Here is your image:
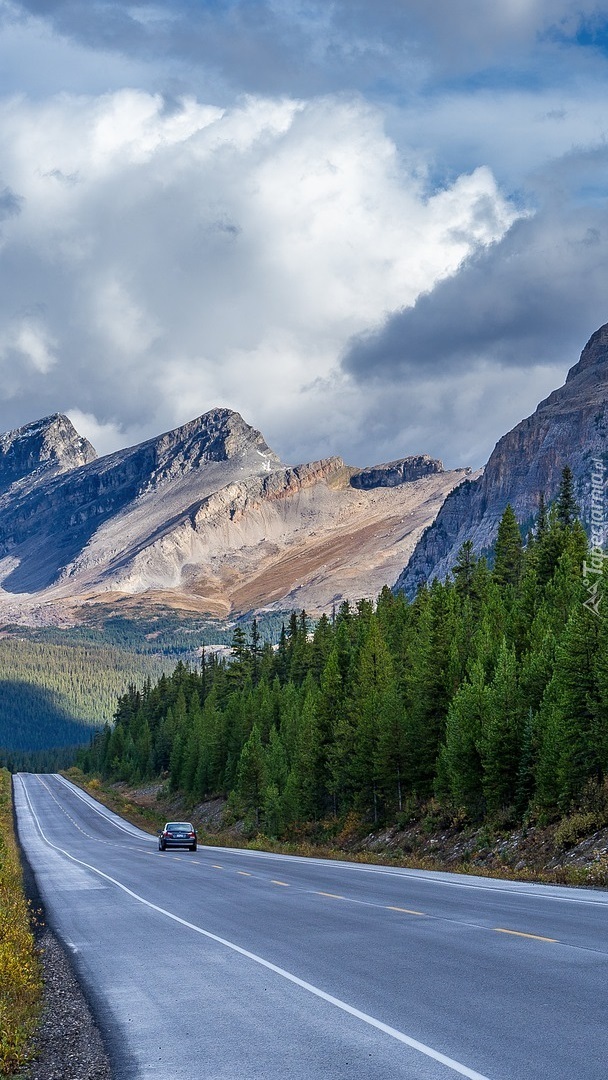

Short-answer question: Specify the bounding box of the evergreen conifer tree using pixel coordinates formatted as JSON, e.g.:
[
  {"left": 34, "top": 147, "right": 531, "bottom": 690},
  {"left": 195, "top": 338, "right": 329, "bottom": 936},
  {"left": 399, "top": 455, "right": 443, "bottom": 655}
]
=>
[{"left": 492, "top": 505, "right": 524, "bottom": 588}]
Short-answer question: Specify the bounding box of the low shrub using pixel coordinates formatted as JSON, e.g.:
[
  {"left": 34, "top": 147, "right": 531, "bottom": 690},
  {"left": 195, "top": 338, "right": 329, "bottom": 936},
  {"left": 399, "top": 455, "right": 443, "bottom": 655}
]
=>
[{"left": 554, "top": 812, "right": 598, "bottom": 849}]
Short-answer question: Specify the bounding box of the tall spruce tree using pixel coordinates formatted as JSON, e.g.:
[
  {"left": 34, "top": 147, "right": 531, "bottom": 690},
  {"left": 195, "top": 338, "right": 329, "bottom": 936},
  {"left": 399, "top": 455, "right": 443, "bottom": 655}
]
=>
[
  {"left": 492, "top": 505, "right": 524, "bottom": 588},
  {"left": 436, "top": 659, "right": 489, "bottom": 817},
  {"left": 556, "top": 465, "right": 578, "bottom": 527}
]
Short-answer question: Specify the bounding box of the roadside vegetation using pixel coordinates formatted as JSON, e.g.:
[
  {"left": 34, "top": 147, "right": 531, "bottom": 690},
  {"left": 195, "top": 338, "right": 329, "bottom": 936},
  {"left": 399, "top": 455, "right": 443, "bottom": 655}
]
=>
[
  {"left": 0, "top": 768, "right": 42, "bottom": 1075},
  {"left": 76, "top": 468, "right": 608, "bottom": 880}
]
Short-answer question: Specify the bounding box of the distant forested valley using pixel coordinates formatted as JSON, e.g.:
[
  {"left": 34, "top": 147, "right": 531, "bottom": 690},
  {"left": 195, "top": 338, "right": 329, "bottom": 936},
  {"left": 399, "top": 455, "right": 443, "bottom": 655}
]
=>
[
  {"left": 0, "top": 611, "right": 287, "bottom": 772},
  {"left": 79, "top": 470, "right": 608, "bottom": 830},
  {"left": 0, "top": 641, "right": 174, "bottom": 771}
]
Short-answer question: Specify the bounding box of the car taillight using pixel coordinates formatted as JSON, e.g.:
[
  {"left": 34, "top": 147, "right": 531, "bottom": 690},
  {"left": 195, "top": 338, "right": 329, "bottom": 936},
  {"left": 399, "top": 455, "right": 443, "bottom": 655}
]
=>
[{"left": 189, "top": 832, "right": 195, "bottom": 837}]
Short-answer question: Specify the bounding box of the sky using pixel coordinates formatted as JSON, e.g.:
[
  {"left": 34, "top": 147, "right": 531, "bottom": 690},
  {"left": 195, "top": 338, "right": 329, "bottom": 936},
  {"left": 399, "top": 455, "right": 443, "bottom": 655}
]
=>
[{"left": 1, "top": 2, "right": 608, "bottom": 469}]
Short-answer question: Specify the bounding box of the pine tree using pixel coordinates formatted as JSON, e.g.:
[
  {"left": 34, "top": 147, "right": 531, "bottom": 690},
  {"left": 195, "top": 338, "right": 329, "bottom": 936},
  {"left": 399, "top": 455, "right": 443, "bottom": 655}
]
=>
[
  {"left": 436, "top": 659, "right": 489, "bottom": 817},
  {"left": 319, "top": 648, "right": 350, "bottom": 815},
  {"left": 235, "top": 723, "right": 266, "bottom": 826},
  {"left": 452, "top": 540, "right": 477, "bottom": 597},
  {"left": 350, "top": 616, "right": 394, "bottom": 822},
  {"left": 492, "top": 505, "right": 524, "bottom": 588},
  {"left": 402, "top": 581, "right": 461, "bottom": 798},
  {"left": 283, "top": 687, "right": 323, "bottom": 822},
  {"left": 556, "top": 465, "right": 578, "bottom": 527},
  {"left": 480, "top": 640, "right": 522, "bottom": 816},
  {"left": 536, "top": 601, "right": 602, "bottom": 812}
]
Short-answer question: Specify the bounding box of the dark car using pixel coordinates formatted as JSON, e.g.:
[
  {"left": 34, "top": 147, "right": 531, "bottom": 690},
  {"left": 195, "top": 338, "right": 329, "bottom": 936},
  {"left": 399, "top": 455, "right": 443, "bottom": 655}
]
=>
[{"left": 158, "top": 822, "right": 197, "bottom": 851}]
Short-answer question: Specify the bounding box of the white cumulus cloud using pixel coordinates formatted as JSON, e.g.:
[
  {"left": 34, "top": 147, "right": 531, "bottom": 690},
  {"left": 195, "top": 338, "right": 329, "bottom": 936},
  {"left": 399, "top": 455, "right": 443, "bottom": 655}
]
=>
[{"left": 0, "top": 87, "right": 519, "bottom": 463}]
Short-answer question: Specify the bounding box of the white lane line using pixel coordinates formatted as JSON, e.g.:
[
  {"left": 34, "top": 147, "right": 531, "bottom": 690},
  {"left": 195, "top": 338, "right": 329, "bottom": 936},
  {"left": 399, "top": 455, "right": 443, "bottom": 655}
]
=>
[
  {"left": 205, "top": 846, "right": 608, "bottom": 907},
  {"left": 33, "top": 776, "right": 115, "bottom": 847},
  {"left": 18, "top": 776, "right": 491, "bottom": 1080},
  {"left": 50, "top": 779, "right": 608, "bottom": 909},
  {"left": 51, "top": 774, "right": 151, "bottom": 840}
]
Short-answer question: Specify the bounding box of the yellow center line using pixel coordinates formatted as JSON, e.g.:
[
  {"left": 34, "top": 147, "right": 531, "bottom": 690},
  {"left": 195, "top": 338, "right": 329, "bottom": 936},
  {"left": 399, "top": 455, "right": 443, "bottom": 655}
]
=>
[
  {"left": 237, "top": 871, "right": 252, "bottom": 877},
  {"left": 212, "top": 865, "right": 223, "bottom": 869},
  {"left": 271, "top": 880, "right": 290, "bottom": 887},
  {"left": 387, "top": 906, "right": 426, "bottom": 916},
  {"left": 494, "top": 928, "right": 558, "bottom": 943},
  {"left": 317, "top": 891, "right": 344, "bottom": 900}
]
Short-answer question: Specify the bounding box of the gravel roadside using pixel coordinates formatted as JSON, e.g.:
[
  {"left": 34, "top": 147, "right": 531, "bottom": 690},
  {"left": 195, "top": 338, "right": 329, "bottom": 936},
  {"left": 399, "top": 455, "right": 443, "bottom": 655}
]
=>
[
  {"left": 21, "top": 927, "right": 112, "bottom": 1080},
  {"left": 15, "top": 811, "right": 113, "bottom": 1080}
]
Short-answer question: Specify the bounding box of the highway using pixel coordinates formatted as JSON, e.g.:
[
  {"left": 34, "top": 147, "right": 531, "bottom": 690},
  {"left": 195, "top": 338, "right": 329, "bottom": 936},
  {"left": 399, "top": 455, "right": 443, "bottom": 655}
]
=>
[{"left": 13, "top": 773, "right": 608, "bottom": 1080}]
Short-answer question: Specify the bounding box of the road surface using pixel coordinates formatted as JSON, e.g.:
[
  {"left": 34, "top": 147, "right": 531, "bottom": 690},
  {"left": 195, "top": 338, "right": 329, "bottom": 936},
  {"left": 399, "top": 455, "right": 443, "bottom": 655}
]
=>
[{"left": 13, "top": 773, "right": 608, "bottom": 1079}]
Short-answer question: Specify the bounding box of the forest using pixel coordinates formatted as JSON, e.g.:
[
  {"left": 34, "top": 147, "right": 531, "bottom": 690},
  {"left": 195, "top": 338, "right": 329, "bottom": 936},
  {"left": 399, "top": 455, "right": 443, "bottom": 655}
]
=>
[
  {"left": 0, "top": 640, "right": 173, "bottom": 768},
  {"left": 79, "top": 469, "right": 608, "bottom": 833}
]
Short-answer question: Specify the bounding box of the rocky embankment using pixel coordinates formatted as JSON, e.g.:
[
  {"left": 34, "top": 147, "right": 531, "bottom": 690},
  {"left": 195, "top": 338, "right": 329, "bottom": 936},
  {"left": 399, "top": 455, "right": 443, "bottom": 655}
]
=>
[{"left": 67, "top": 774, "right": 608, "bottom": 889}]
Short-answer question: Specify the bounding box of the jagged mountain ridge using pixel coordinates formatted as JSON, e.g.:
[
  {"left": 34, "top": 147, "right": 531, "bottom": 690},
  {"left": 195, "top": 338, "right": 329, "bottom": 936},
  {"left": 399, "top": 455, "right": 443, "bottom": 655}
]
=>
[
  {"left": 397, "top": 322, "right": 608, "bottom": 595},
  {"left": 0, "top": 408, "right": 468, "bottom": 623},
  {"left": 0, "top": 414, "right": 96, "bottom": 496}
]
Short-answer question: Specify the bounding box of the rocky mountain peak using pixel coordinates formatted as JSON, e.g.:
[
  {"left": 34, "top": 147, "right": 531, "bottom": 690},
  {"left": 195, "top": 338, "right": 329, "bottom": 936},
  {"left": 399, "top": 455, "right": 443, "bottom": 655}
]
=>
[
  {"left": 566, "top": 321, "right": 608, "bottom": 382},
  {"left": 397, "top": 321, "right": 608, "bottom": 595},
  {"left": 0, "top": 413, "right": 97, "bottom": 495},
  {"left": 143, "top": 408, "right": 282, "bottom": 487},
  {"left": 155, "top": 407, "right": 280, "bottom": 464},
  {"left": 0, "top": 402, "right": 467, "bottom": 620}
]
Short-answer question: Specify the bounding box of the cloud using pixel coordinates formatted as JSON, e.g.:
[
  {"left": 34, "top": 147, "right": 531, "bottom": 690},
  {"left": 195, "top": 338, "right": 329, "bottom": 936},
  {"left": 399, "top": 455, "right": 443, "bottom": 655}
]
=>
[
  {"left": 1, "top": 2, "right": 608, "bottom": 479},
  {"left": 0, "top": 1, "right": 160, "bottom": 99},
  {"left": 341, "top": 188, "right": 608, "bottom": 467},
  {"left": 64, "top": 408, "right": 125, "bottom": 456},
  {"left": 0, "top": 184, "right": 22, "bottom": 219},
  {"left": 0, "top": 315, "right": 57, "bottom": 383},
  {"left": 0, "top": 87, "right": 517, "bottom": 463},
  {"left": 10, "top": 1, "right": 608, "bottom": 101}
]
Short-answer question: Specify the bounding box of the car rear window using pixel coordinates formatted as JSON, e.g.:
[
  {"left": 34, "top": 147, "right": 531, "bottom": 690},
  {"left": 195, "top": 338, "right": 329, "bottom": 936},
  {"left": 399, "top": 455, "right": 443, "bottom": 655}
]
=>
[{"left": 167, "top": 823, "right": 193, "bottom": 831}]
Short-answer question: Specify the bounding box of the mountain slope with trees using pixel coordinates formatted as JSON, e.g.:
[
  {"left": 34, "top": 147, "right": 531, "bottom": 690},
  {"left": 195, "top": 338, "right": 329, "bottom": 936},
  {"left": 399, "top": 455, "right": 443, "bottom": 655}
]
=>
[
  {"left": 80, "top": 471, "right": 608, "bottom": 836},
  {"left": 0, "top": 641, "right": 173, "bottom": 768},
  {"left": 398, "top": 322, "right": 608, "bottom": 595}
]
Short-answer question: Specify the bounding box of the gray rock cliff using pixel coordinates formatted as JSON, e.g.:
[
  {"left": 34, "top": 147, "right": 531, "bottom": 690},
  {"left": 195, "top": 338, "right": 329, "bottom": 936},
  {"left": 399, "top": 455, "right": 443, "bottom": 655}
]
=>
[
  {"left": 396, "top": 322, "right": 608, "bottom": 596},
  {"left": 350, "top": 455, "right": 446, "bottom": 489},
  {"left": 0, "top": 414, "right": 97, "bottom": 496}
]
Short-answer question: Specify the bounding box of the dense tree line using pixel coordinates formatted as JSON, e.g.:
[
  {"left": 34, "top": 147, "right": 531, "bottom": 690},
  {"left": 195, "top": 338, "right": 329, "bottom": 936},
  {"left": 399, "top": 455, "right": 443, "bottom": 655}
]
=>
[
  {"left": 28, "top": 610, "right": 288, "bottom": 655},
  {"left": 80, "top": 469, "right": 608, "bottom": 832},
  {"left": 0, "top": 640, "right": 173, "bottom": 754}
]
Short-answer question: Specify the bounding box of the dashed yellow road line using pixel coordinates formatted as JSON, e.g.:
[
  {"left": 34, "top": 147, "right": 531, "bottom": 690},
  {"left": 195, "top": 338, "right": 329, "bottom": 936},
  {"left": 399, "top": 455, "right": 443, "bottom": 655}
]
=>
[
  {"left": 494, "top": 928, "right": 558, "bottom": 943},
  {"left": 272, "top": 880, "right": 290, "bottom": 887},
  {"left": 317, "top": 891, "right": 344, "bottom": 900},
  {"left": 237, "top": 871, "right": 252, "bottom": 877},
  {"left": 212, "top": 864, "right": 223, "bottom": 869},
  {"left": 387, "top": 906, "right": 426, "bottom": 916}
]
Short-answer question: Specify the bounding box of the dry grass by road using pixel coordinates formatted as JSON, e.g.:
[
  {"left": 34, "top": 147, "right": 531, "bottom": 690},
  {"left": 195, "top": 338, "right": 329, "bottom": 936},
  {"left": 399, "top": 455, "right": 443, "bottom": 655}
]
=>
[{"left": 0, "top": 769, "right": 42, "bottom": 1076}]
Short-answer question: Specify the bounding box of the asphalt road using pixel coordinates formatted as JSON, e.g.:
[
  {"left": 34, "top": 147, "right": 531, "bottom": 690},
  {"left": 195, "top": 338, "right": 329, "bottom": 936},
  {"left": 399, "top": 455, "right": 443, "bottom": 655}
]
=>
[{"left": 13, "top": 773, "right": 608, "bottom": 1080}]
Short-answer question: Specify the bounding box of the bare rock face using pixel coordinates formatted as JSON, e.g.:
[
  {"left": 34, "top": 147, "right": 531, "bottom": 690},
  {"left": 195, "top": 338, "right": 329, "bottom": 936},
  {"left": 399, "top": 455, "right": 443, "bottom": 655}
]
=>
[
  {"left": 350, "top": 455, "right": 445, "bottom": 489},
  {"left": 397, "top": 323, "right": 608, "bottom": 596},
  {"left": 0, "top": 414, "right": 97, "bottom": 495},
  {"left": 0, "top": 407, "right": 467, "bottom": 622},
  {"left": 0, "top": 408, "right": 280, "bottom": 594}
]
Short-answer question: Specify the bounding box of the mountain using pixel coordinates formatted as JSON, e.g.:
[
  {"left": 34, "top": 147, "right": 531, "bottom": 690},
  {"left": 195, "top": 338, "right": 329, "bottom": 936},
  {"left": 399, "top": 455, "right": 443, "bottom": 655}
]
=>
[
  {"left": 396, "top": 322, "right": 608, "bottom": 595},
  {"left": 0, "top": 414, "right": 96, "bottom": 495},
  {"left": 0, "top": 408, "right": 468, "bottom": 624}
]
